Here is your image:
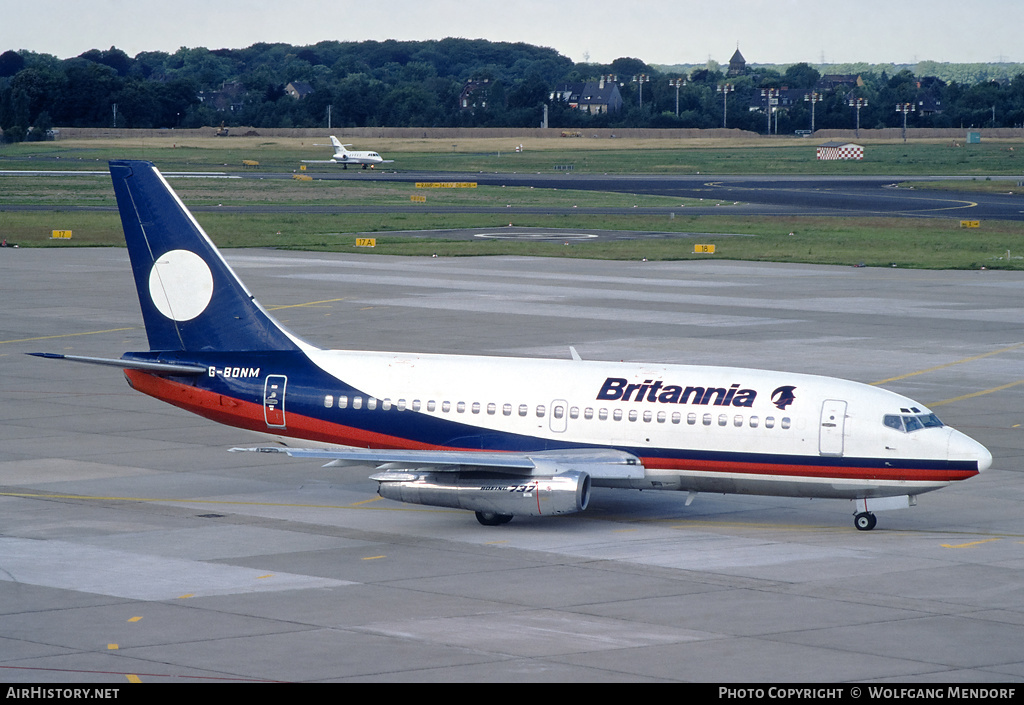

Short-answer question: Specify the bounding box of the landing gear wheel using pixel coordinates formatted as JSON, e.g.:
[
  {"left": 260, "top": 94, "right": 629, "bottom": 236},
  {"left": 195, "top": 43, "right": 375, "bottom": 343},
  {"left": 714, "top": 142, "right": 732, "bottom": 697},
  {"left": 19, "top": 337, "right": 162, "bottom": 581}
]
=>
[
  {"left": 475, "top": 511, "right": 514, "bottom": 526},
  {"left": 854, "top": 512, "right": 877, "bottom": 531}
]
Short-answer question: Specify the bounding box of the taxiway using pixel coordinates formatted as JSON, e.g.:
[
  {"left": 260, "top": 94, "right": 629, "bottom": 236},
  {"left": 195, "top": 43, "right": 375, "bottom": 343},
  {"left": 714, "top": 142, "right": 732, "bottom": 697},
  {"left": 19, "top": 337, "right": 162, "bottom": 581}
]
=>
[{"left": 2, "top": 248, "right": 1023, "bottom": 682}]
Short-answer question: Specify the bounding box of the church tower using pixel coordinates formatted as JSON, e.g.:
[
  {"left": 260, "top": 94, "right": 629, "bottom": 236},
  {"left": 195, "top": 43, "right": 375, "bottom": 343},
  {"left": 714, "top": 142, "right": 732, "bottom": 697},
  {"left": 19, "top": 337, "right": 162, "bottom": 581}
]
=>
[{"left": 728, "top": 45, "right": 747, "bottom": 77}]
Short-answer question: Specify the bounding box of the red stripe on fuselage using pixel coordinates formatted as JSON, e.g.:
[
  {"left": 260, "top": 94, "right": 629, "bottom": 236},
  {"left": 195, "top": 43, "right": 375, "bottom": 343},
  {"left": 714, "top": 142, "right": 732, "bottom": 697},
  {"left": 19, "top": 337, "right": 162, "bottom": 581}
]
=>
[
  {"left": 124, "top": 370, "right": 446, "bottom": 451},
  {"left": 124, "top": 371, "right": 977, "bottom": 484},
  {"left": 638, "top": 456, "right": 977, "bottom": 483}
]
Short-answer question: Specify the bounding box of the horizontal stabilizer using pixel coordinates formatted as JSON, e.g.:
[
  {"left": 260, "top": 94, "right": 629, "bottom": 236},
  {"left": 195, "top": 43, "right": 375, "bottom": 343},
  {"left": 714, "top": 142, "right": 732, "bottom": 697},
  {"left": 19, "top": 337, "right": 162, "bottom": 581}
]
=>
[{"left": 27, "top": 352, "right": 208, "bottom": 375}]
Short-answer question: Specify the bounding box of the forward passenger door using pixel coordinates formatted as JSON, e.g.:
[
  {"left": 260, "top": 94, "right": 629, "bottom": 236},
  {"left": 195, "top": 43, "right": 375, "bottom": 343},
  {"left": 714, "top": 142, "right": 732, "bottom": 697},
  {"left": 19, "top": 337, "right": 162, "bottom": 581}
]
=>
[{"left": 819, "top": 399, "right": 847, "bottom": 456}]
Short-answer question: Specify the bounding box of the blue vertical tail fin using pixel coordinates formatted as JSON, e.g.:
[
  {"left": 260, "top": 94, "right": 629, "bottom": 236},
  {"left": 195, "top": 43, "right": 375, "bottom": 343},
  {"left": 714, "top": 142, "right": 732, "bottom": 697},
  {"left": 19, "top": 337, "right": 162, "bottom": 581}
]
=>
[{"left": 109, "top": 160, "right": 305, "bottom": 353}]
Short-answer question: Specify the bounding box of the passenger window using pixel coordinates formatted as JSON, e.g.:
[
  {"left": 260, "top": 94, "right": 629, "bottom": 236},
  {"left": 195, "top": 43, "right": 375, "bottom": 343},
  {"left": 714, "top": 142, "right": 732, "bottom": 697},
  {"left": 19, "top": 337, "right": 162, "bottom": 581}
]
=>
[
  {"left": 353, "top": 396, "right": 363, "bottom": 410},
  {"left": 536, "top": 405, "right": 546, "bottom": 418},
  {"left": 718, "top": 414, "right": 728, "bottom": 426},
  {"left": 584, "top": 408, "right": 594, "bottom": 420},
  {"left": 688, "top": 413, "right": 696, "bottom": 425},
  {"left": 781, "top": 417, "right": 791, "bottom": 429},
  {"left": 553, "top": 406, "right": 564, "bottom": 419},
  {"left": 569, "top": 407, "right": 579, "bottom": 419},
  {"left": 367, "top": 398, "right": 377, "bottom": 410},
  {"left": 629, "top": 410, "right": 638, "bottom": 422},
  {"left": 426, "top": 400, "right": 435, "bottom": 412},
  {"left": 519, "top": 404, "right": 528, "bottom": 417},
  {"left": 642, "top": 410, "right": 652, "bottom": 422},
  {"left": 457, "top": 402, "right": 466, "bottom": 413},
  {"left": 502, "top": 403, "right": 511, "bottom": 416},
  {"left": 338, "top": 395, "right": 348, "bottom": 409},
  {"left": 598, "top": 408, "right": 608, "bottom": 420},
  {"left": 397, "top": 399, "right": 406, "bottom": 411},
  {"left": 412, "top": 400, "right": 421, "bottom": 412},
  {"left": 471, "top": 402, "right": 480, "bottom": 414},
  {"left": 324, "top": 395, "right": 334, "bottom": 408},
  {"left": 765, "top": 416, "right": 774, "bottom": 428},
  {"left": 487, "top": 403, "right": 496, "bottom": 415},
  {"left": 381, "top": 398, "right": 392, "bottom": 411},
  {"left": 657, "top": 411, "right": 666, "bottom": 423},
  {"left": 442, "top": 401, "right": 450, "bottom": 413},
  {"left": 613, "top": 409, "right": 623, "bottom": 421},
  {"left": 671, "top": 412, "right": 681, "bottom": 424},
  {"left": 734, "top": 415, "right": 743, "bottom": 427},
  {"left": 749, "top": 416, "right": 759, "bottom": 428},
  {"left": 703, "top": 414, "right": 712, "bottom": 426}
]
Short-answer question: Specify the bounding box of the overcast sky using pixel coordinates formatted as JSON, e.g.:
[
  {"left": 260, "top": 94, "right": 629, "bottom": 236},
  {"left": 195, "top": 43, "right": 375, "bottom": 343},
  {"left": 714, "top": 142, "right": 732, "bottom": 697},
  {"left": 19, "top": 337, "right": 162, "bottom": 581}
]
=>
[{"left": 4, "top": 0, "right": 1023, "bottom": 66}]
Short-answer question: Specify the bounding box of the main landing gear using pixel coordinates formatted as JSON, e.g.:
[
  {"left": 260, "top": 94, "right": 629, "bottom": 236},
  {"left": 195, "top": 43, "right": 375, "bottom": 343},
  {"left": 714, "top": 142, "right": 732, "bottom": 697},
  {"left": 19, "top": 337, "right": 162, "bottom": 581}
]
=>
[
  {"left": 476, "top": 511, "right": 514, "bottom": 526},
  {"left": 854, "top": 512, "right": 877, "bottom": 531}
]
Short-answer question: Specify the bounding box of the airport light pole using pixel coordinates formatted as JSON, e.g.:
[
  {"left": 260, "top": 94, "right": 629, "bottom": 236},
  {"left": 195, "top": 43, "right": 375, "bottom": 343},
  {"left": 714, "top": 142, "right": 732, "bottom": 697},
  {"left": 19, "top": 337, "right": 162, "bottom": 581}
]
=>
[
  {"left": 632, "top": 74, "right": 650, "bottom": 108},
  {"left": 895, "top": 102, "right": 915, "bottom": 142},
  {"left": 804, "top": 92, "right": 821, "bottom": 133},
  {"left": 761, "top": 89, "right": 779, "bottom": 134},
  {"left": 669, "top": 78, "right": 686, "bottom": 117},
  {"left": 717, "top": 83, "right": 734, "bottom": 128},
  {"left": 848, "top": 97, "right": 868, "bottom": 138}
]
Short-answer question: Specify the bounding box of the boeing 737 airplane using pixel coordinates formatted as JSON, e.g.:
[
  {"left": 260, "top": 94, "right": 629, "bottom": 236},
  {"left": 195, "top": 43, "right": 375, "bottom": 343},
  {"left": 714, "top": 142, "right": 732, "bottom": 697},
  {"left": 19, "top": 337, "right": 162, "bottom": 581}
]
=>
[
  {"left": 32, "top": 161, "right": 992, "bottom": 530},
  {"left": 301, "top": 136, "right": 393, "bottom": 169}
]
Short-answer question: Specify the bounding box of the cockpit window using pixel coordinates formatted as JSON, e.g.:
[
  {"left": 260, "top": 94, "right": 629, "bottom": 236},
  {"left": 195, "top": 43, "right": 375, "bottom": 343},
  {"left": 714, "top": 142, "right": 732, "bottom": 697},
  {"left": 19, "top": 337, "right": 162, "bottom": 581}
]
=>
[{"left": 883, "top": 413, "right": 943, "bottom": 433}]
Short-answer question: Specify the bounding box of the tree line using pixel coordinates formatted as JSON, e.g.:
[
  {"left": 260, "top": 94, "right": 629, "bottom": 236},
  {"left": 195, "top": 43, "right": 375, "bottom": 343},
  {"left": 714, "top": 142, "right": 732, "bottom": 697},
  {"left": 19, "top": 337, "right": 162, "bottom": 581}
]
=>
[{"left": 2, "top": 39, "right": 1024, "bottom": 142}]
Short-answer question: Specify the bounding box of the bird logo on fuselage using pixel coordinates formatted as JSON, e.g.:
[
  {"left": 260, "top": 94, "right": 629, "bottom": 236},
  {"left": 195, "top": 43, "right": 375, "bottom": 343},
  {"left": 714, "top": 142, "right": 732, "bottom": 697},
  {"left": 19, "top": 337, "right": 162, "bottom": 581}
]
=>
[{"left": 771, "top": 385, "right": 797, "bottom": 410}]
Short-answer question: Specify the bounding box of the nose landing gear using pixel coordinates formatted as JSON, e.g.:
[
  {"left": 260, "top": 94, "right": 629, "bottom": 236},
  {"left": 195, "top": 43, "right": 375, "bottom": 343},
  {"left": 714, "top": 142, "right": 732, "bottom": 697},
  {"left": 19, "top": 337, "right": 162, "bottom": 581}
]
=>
[{"left": 854, "top": 512, "right": 877, "bottom": 531}]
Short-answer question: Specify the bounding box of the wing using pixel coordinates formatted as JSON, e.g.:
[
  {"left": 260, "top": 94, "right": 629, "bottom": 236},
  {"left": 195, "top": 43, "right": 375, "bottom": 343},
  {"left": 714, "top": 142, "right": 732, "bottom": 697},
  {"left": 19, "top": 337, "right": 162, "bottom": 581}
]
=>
[{"left": 230, "top": 446, "right": 645, "bottom": 480}]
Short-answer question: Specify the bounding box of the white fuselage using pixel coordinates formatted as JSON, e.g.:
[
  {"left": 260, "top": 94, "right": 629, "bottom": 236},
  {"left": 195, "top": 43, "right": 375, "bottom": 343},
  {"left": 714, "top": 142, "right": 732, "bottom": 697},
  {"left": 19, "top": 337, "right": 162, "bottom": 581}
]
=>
[
  {"left": 302, "top": 348, "right": 990, "bottom": 500},
  {"left": 332, "top": 150, "right": 384, "bottom": 165}
]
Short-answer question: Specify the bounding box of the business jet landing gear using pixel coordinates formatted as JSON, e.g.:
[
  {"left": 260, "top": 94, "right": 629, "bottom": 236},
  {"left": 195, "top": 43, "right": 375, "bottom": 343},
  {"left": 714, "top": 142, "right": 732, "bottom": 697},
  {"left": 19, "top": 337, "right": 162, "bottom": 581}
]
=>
[
  {"left": 476, "top": 511, "right": 514, "bottom": 526},
  {"left": 854, "top": 512, "right": 877, "bottom": 531}
]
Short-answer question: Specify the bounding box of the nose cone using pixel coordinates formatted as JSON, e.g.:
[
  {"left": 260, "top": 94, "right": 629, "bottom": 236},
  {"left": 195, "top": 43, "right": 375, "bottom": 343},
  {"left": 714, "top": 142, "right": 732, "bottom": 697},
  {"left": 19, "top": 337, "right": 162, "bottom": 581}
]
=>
[{"left": 948, "top": 429, "right": 992, "bottom": 472}]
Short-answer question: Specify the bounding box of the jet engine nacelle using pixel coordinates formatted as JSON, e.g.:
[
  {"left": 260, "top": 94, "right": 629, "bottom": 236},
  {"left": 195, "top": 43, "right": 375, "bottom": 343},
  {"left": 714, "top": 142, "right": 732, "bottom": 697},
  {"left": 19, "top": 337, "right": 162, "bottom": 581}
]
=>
[{"left": 375, "top": 470, "right": 591, "bottom": 517}]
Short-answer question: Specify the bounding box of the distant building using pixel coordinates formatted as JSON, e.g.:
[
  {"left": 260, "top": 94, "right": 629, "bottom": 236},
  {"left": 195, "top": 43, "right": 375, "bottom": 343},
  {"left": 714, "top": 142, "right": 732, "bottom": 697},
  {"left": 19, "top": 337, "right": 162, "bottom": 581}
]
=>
[
  {"left": 550, "top": 78, "right": 623, "bottom": 115},
  {"left": 197, "top": 81, "right": 245, "bottom": 112},
  {"left": 815, "top": 75, "right": 863, "bottom": 92},
  {"left": 460, "top": 79, "right": 491, "bottom": 111},
  {"left": 916, "top": 93, "right": 943, "bottom": 116},
  {"left": 749, "top": 88, "right": 812, "bottom": 112},
  {"left": 727, "top": 47, "right": 747, "bottom": 77},
  {"left": 915, "top": 78, "right": 945, "bottom": 115},
  {"left": 285, "top": 81, "right": 313, "bottom": 99}
]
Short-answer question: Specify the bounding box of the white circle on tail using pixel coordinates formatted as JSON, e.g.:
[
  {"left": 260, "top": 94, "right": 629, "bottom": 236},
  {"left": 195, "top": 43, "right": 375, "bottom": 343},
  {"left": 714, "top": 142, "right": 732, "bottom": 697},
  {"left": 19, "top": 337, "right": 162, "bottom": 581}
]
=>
[{"left": 148, "top": 249, "right": 214, "bottom": 321}]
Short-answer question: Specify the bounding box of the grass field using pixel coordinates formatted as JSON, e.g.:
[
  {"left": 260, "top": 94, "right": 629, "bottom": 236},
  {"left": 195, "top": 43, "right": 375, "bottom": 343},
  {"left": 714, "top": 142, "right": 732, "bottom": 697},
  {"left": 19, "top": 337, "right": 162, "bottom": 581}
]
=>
[
  {"left": 4, "top": 134, "right": 1024, "bottom": 175},
  {"left": 2, "top": 135, "right": 1024, "bottom": 269}
]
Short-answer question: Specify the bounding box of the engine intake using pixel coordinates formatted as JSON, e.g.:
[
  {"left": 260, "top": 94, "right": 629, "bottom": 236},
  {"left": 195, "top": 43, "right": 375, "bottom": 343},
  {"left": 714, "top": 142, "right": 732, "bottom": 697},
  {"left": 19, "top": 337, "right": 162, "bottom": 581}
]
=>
[{"left": 374, "top": 470, "right": 591, "bottom": 517}]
